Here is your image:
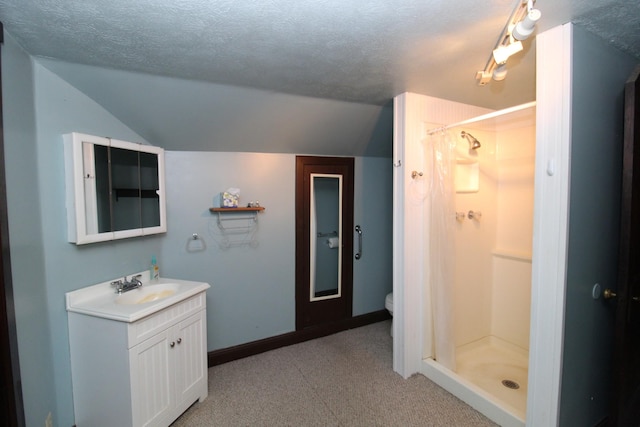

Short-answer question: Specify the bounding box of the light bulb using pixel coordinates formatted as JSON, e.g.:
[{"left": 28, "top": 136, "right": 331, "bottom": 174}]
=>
[
  {"left": 493, "top": 41, "right": 523, "bottom": 65},
  {"left": 512, "top": 9, "right": 542, "bottom": 41},
  {"left": 492, "top": 63, "right": 508, "bottom": 81}
]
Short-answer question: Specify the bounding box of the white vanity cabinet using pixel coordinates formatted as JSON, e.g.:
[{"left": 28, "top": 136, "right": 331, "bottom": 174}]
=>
[{"left": 68, "top": 291, "right": 208, "bottom": 426}]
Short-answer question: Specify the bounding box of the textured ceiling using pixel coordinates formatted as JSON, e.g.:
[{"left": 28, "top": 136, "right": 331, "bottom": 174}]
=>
[{"left": 1, "top": 0, "right": 639, "bottom": 110}]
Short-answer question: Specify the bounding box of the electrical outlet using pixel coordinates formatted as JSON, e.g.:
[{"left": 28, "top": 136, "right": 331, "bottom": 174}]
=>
[{"left": 45, "top": 412, "right": 53, "bottom": 427}]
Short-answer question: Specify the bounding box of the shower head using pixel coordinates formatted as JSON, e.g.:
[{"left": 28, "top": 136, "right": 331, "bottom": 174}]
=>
[{"left": 461, "top": 131, "right": 481, "bottom": 150}]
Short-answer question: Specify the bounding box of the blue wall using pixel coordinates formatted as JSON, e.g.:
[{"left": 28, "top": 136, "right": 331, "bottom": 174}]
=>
[
  {"left": 559, "top": 26, "right": 637, "bottom": 426},
  {"left": 2, "top": 31, "right": 55, "bottom": 427},
  {"left": 162, "top": 152, "right": 392, "bottom": 349},
  {"left": 37, "top": 58, "right": 394, "bottom": 157},
  {"left": 2, "top": 32, "right": 392, "bottom": 426},
  {"left": 32, "top": 58, "right": 164, "bottom": 427}
]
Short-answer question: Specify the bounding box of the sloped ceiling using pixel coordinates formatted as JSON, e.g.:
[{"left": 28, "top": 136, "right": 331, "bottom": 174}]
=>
[
  {"left": 39, "top": 58, "right": 393, "bottom": 156},
  {"left": 3, "top": 0, "right": 639, "bottom": 108},
  {"left": 1, "top": 0, "right": 639, "bottom": 154}
]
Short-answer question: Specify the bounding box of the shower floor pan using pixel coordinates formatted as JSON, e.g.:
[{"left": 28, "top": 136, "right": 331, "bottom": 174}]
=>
[
  {"left": 421, "top": 336, "right": 528, "bottom": 427},
  {"left": 456, "top": 336, "right": 528, "bottom": 420}
]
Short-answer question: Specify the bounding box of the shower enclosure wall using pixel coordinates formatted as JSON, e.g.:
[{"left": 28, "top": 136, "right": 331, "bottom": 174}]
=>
[
  {"left": 392, "top": 93, "right": 535, "bottom": 427},
  {"left": 450, "top": 120, "right": 533, "bottom": 420}
]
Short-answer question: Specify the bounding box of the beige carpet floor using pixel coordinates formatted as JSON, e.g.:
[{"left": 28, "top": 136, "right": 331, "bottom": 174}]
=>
[{"left": 171, "top": 320, "right": 497, "bottom": 426}]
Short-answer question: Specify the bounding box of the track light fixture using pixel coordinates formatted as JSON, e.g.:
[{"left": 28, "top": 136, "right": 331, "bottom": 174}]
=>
[
  {"left": 512, "top": 8, "right": 542, "bottom": 41},
  {"left": 475, "top": 0, "right": 541, "bottom": 86},
  {"left": 492, "top": 63, "right": 508, "bottom": 81},
  {"left": 493, "top": 41, "right": 523, "bottom": 65}
]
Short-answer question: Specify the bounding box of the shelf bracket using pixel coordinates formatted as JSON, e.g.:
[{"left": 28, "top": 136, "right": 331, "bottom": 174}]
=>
[{"left": 209, "top": 207, "right": 265, "bottom": 232}]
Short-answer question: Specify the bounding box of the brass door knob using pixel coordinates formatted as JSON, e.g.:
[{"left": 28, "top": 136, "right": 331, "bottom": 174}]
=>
[{"left": 603, "top": 289, "right": 617, "bottom": 300}]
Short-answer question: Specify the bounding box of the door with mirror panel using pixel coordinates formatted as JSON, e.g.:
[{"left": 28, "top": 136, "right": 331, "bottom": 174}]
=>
[{"left": 295, "top": 156, "right": 354, "bottom": 330}]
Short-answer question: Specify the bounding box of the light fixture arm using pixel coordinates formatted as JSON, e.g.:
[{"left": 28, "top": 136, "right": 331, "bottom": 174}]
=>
[
  {"left": 475, "top": 0, "right": 540, "bottom": 86},
  {"left": 526, "top": 0, "right": 534, "bottom": 12}
]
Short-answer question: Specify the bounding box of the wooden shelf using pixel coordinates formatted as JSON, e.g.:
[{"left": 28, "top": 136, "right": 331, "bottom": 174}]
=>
[
  {"left": 209, "top": 206, "right": 265, "bottom": 236},
  {"left": 209, "top": 207, "right": 265, "bottom": 213}
]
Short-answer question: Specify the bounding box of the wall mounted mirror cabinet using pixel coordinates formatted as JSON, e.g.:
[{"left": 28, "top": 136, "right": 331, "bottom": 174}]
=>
[{"left": 63, "top": 132, "right": 166, "bottom": 245}]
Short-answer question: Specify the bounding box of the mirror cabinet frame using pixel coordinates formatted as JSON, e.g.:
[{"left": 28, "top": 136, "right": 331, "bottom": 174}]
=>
[{"left": 63, "top": 132, "right": 166, "bottom": 245}]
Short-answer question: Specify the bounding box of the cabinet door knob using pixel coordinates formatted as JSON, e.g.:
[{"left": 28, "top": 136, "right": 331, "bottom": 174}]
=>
[
  {"left": 177, "top": 338, "right": 182, "bottom": 344},
  {"left": 170, "top": 341, "right": 175, "bottom": 348}
]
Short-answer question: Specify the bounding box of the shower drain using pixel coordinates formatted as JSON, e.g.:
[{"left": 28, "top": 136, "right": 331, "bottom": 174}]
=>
[{"left": 501, "top": 379, "right": 520, "bottom": 390}]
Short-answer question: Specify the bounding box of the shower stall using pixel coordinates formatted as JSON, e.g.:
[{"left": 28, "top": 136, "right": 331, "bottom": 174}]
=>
[{"left": 392, "top": 95, "right": 536, "bottom": 427}]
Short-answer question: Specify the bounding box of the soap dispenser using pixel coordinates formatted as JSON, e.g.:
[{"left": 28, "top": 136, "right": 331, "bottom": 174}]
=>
[{"left": 150, "top": 256, "right": 160, "bottom": 281}]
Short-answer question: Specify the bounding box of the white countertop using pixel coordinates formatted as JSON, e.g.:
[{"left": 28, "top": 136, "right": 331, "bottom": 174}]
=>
[{"left": 66, "top": 272, "right": 210, "bottom": 323}]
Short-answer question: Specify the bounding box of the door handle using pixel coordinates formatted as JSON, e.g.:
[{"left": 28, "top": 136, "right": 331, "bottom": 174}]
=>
[
  {"left": 355, "top": 225, "right": 362, "bottom": 260},
  {"left": 603, "top": 288, "right": 640, "bottom": 302}
]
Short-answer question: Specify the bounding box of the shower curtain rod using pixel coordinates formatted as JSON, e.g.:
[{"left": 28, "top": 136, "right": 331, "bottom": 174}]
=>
[{"left": 426, "top": 101, "right": 536, "bottom": 136}]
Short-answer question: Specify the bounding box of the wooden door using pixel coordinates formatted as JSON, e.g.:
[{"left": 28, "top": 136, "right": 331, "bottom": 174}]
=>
[
  {"left": 0, "top": 22, "right": 25, "bottom": 427},
  {"left": 295, "top": 156, "right": 354, "bottom": 330},
  {"left": 611, "top": 65, "right": 640, "bottom": 425}
]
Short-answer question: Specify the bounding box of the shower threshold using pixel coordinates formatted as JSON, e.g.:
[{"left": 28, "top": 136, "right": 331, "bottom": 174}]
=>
[{"left": 421, "top": 348, "right": 526, "bottom": 427}]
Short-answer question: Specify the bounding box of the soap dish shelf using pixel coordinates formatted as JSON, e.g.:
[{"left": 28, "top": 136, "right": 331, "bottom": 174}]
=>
[{"left": 209, "top": 207, "right": 265, "bottom": 232}]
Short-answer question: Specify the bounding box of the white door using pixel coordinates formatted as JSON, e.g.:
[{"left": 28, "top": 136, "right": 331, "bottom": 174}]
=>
[
  {"left": 130, "top": 329, "right": 174, "bottom": 426},
  {"left": 174, "top": 311, "right": 207, "bottom": 409}
]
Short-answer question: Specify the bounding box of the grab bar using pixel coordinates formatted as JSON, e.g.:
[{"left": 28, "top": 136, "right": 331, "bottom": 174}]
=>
[{"left": 355, "top": 225, "right": 362, "bottom": 260}]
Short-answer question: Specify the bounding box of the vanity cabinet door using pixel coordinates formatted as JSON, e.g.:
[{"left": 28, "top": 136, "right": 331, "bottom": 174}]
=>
[
  {"left": 130, "top": 329, "right": 174, "bottom": 426},
  {"left": 174, "top": 310, "right": 208, "bottom": 409},
  {"left": 129, "top": 310, "right": 207, "bottom": 426}
]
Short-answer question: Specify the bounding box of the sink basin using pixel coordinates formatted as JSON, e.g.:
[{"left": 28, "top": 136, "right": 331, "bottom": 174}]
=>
[
  {"left": 66, "top": 274, "right": 210, "bottom": 322},
  {"left": 116, "top": 283, "right": 180, "bottom": 305}
]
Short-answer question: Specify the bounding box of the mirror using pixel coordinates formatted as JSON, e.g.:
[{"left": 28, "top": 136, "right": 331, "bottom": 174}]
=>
[
  {"left": 309, "top": 174, "right": 342, "bottom": 301},
  {"left": 64, "top": 132, "right": 166, "bottom": 245}
]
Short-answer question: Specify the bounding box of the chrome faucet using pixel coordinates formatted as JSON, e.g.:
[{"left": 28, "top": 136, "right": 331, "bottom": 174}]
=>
[{"left": 111, "top": 274, "right": 143, "bottom": 294}]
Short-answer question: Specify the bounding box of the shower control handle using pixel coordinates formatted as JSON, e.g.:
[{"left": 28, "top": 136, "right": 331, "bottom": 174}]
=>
[{"left": 468, "top": 210, "right": 482, "bottom": 220}]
